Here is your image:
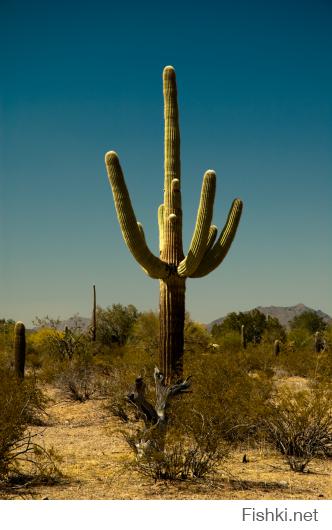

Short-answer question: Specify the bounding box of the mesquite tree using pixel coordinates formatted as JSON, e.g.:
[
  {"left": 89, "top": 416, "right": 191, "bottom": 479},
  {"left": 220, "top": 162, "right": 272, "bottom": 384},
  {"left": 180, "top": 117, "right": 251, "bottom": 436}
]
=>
[{"left": 105, "top": 66, "right": 243, "bottom": 383}]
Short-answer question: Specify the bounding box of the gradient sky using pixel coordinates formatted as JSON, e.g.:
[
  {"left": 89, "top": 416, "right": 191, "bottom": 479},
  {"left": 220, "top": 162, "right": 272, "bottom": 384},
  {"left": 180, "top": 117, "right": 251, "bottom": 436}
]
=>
[{"left": 1, "top": 0, "right": 331, "bottom": 326}]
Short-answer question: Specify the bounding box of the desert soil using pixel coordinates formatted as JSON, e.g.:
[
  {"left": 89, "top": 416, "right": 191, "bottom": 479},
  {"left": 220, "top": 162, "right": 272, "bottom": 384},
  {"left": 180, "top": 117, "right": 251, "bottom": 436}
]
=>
[{"left": 1, "top": 384, "right": 331, "bottom": 500}]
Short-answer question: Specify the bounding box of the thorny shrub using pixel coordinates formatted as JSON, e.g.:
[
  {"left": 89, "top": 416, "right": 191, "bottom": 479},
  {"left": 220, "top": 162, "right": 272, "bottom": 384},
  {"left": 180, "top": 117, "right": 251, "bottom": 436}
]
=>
[
  {"left": 116, "top": 347, "right": 273, "bottom": 481},
  {"left": 183, "top": 349, "right": 273, "bottom": 443},
  {"left": 124, "top": 410, "right": 229, "bottom": 481},
  {"left": 264, "top": 387, "right": 332, "bottom": 472},
  {"left": 0, "top": 368, "right": 60, "bottom": 483},
  {"left": 55, "top": 357, "right": 98, "bottom": 402}
]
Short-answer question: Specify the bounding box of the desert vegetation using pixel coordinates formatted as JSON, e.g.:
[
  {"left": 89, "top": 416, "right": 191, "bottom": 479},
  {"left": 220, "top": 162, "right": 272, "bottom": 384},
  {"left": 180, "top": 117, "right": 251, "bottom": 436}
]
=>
[{"left": 0, "top": 306, "right": 331, "bottom": 499}]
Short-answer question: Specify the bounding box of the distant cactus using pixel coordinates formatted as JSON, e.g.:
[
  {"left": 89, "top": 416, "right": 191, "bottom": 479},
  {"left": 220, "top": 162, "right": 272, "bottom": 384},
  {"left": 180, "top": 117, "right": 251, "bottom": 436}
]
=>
[
  {"left": 91, "top": 284, "right": 97, "bottom": 342},
  {"left": 105, "top": 66, "right": 243, "bottom": 382},
  {"left": 274, "top": 339, "right": 280, "bottom": 356},
  {"left": 314, "top": 331, "right": 324, "bottom": 353},
  {"left": 241, "top": 324, "right": 246, "bottom": 349},
  {"left": 14, "top": 321, "right": 26, "bottom": 380}
]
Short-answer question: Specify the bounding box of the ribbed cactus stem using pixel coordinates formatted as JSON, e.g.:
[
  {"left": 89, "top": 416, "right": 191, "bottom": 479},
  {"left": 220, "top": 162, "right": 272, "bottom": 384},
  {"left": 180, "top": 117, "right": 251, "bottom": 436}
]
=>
[
  {"left": 190, "top": 199, "right": 243, "bottom": 278},
  {"left": 274, "top": 339, "right": 280, "bottom": 356},
  {"left": 164, "top": 66, "right": 181, "bottom": 205},
  {"left": 178, "top": 170, "right": 216, "bottom": 277},
  {"left": 105, "top": 151, "right": 168, "bottom": 279},
  {"left": 91, "top": 284, "right": 96, "bottom": 342},
  {"left": 158, "top": 204, "right": 165, "bottom": 253},
  {"left": 14, "top": 321, "right": 26, "bottom": 380}
]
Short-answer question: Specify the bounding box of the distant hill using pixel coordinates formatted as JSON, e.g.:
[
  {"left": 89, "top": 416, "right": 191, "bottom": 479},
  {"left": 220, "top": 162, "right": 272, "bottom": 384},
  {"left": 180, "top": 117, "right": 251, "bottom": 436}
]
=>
[{"left": 208, "top": 303, "right": 332, "bottom": 330}]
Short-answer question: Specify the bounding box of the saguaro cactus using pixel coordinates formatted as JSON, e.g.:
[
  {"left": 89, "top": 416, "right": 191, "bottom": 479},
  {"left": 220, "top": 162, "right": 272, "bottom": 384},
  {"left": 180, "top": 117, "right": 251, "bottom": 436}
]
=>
[
  {"left": 14, "top": 321, "right": 26, "bottom": 380},
  {"left": 91, "top": 284, "right": 97, "bottom": 342},
  {"left": 241, "top": 324, "right": 247, "bottom": 349},
  {"left": 314, "top": 331, "right": 324, "bottom": 353},
  {"left": 274, "top": 339, "right": 280, "bottom": 356},
  {"left": 105, "top": 66, "right": 243, "bottom": 382}
]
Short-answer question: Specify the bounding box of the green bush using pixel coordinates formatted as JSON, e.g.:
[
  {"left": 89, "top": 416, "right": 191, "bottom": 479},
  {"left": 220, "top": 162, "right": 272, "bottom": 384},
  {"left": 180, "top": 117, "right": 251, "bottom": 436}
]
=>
[{"left": 181, "top": 350, "right": 273, "bottom": 443}]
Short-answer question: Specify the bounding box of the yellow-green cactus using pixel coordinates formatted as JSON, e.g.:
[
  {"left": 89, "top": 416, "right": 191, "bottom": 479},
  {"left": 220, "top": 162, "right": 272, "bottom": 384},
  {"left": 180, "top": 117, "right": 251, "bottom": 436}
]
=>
[{"left": 105, "top": 66, "right": 243, "bottom": 382}]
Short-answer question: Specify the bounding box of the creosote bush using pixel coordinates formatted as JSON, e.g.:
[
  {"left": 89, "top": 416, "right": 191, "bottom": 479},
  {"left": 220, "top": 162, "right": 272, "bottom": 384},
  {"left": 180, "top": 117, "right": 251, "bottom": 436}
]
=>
[
  {"left": 182, "top": 349, "right": 274, "bottom": 444},
  {"left": 56, "top": 357, "right": 97, "bottom": 402},
  {"left": 264, "top": 387, "right": 332, "bottom": 472},
  {"left": 0, "top": 367, "right": 60, "bottom": 482},
  {"left": 126, "top": 411, "right": 229, "bottom": 480}
]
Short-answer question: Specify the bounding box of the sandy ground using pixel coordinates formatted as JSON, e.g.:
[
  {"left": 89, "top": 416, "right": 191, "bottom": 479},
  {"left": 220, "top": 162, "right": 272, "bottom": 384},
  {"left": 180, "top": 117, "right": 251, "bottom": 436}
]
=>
[{"left": 1, "top": 385, "right": 331, "bottom": 500}]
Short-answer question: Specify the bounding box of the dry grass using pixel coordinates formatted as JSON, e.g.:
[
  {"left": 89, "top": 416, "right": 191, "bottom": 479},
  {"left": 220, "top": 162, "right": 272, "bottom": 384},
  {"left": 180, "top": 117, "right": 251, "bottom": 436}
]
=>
[{"left": 1, "top": 383, "right": 331, "bottom": 500}]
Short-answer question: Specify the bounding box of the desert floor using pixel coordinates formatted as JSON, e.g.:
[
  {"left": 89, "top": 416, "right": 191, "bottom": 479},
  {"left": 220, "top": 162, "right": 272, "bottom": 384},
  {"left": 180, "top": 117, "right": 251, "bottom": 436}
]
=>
[{"left": 1, "top": 384, "right": 331, "bottom": 501}]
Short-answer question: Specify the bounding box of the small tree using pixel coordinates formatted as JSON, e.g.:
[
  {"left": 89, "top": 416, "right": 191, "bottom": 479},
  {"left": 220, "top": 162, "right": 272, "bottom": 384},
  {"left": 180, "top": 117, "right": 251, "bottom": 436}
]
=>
[
  {"left": 290, "top": 310, "right": 327, "bottom": 334},
  {"left": 213, "top": 309, "right": 281, "bottom": 345},
  {"left": 96, "top": 304, "right": 139, "bottom": 347}
]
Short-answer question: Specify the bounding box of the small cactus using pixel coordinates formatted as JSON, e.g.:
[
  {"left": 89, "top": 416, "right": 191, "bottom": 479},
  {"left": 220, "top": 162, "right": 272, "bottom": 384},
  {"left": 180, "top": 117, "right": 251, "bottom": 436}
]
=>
[
  {"left": 91, "top": 284, "right": 97, "bottom": 342},
  {"left": 274, "top": 339, "right": 280, "bottom": 356},
  {"left": 314, "top": 331, "right": 324, "bottom": 353},
  {"left": 241, "top": 324, "right": 246, "bottom": 349},
  {"left": 14, "top": 321, "right": 26, "bottom": 380}
]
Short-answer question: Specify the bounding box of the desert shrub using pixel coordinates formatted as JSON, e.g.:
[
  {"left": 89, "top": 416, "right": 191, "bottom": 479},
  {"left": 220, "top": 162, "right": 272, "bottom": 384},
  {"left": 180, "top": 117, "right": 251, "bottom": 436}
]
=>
[
  {"left": 130, "top": 311, "right": 159, "bottom": 356},
  {"left": 277, "top": 336, "right": 330, "bottom": 381},
  {"left": 184, "top": 314, "right": 211, "bottom": 354},
  {"left": 103, "top": 345, "right": 156, "bottom": 421},
  {"left": 241, "top": 343, "right": 275, "bottom": 376},
  {"left": 212, "top": 330, "right": 242, "bottom": 354},
  {"left": 264, "top": 387, "right": 332, "bottom": 472},
  {"left": 55, "top": 357, "right": 98, "bottom": 402},
  {"left": 96, "top": 304, "right": 139, "bottom": 346},
  {"left": 28, "top": 324, "right": 90, "bottom": 365},
  {"left": 181, "top": 349, "right": 273, "bottom": 444},
  {"left": 126, "top": 411, "right": 229, "bottom": 480},
  {"left": 0, "top": 320, "right": 15, "bottom": 367},
  {"left": 0, "top": 368, "right": 58, "bottom": 481},
  {"left": 117, "top": 347, "right": 273, "bottom": 484}
]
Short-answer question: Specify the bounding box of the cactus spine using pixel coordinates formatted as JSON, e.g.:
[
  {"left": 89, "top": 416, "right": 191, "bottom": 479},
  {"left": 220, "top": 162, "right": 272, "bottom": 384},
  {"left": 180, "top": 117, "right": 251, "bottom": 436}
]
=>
[
  {"left": 105, "top": 66, "right": 243, "bottom": 382},
  {"left": 14, "top": 321, "right": 26, "bottom": 380}
]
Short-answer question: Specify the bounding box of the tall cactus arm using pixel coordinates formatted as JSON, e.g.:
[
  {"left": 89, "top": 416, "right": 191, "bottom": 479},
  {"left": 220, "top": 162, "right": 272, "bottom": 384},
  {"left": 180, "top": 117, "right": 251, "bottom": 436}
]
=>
[
  {"left": 105, "top": 151, "right": 169, "bottom": 279},
  {"left": 163, "top": 66, "right": 181, "bottom": 209},
  {"left": 177, "top": 170, "right": 216, "bottom": 277},
  {"left": 189, "top": 198, "right": 243, "bottom": 278},
  {"left": 162, "top": 66, "right": 184, "bottom": 263},
  {"left": 158, "top": 204, "right": 165, "bottom": 253}
]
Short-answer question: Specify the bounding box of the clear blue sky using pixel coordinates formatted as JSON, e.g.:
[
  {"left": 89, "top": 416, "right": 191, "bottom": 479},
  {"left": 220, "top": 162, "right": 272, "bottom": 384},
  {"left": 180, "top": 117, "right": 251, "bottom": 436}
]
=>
[{"left": 1, "top": 0, "right": 331, "bottom": 326}]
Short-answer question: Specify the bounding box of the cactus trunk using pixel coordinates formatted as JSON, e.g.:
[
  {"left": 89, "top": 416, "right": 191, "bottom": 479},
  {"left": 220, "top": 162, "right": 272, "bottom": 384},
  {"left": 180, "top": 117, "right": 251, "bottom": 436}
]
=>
[
  {"left": 159, "top": 276, "right": 185, "bottom": 382},
  {"left": 14, "top": 321, "right": 26, "bottom": 380}
]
